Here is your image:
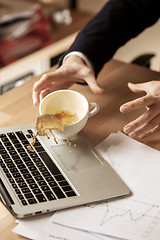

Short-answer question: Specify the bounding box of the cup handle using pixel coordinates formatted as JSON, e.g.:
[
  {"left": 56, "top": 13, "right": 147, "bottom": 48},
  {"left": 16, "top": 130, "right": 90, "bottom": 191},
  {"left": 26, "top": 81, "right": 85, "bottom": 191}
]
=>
[{"left": 88, "top": 102, "right": 99, "bottom": 118}]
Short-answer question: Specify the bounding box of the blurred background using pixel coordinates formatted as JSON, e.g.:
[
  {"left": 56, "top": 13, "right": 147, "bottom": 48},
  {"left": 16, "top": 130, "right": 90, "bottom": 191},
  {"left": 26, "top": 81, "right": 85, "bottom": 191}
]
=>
[{"left": 0, "top": 0, "right": 159, "bottom": 94}]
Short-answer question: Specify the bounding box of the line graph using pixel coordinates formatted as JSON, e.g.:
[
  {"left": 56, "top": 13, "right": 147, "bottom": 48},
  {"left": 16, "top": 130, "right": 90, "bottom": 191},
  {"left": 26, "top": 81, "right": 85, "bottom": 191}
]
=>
[{"left": 85, "top": 198, "right": 160, "bottom": 238}]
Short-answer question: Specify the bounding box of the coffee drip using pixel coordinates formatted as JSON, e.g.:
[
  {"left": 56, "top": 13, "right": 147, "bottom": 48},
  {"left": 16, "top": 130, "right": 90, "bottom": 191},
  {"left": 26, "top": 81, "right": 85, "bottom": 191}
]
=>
[{"left": 28, "top": 111, "right": 79, "bottom": 151}]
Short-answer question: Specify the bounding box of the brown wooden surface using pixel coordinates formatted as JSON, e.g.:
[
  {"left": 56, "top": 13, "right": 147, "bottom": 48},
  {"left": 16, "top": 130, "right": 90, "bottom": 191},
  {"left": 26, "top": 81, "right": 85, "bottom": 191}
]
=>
[
  {"left": 51, "top": 10, "right": 93, "bottom": 42},
  {"left": 0, "top": 60, "right": 160, "bottom": 239}
]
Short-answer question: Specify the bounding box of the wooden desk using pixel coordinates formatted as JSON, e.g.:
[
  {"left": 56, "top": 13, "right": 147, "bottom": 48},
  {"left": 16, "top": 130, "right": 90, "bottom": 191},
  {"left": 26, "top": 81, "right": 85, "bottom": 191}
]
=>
[{"left": 0, "top": 60, "right": 160, "bottom": 239}]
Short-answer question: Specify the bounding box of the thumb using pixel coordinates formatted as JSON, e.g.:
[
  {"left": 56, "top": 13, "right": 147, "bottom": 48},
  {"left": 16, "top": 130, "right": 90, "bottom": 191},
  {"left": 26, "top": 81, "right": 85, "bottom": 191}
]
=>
[
  {"left": 85, "top": 75, "right": 105, "bottom": 95},
  {"left": 127, "top": 82, "right": 146, "bottom": 94}
]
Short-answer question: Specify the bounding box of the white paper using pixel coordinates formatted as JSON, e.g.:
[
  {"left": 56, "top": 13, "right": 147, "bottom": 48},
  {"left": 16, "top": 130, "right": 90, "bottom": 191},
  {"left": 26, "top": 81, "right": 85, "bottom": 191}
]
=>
[
  {"left": 52, "top": 132, "right": 160, "bottom": 240},
  {"left": 13, "top": 214, "right": 114, "bottom": 240},
  {"left": 35, "top": 222, "right": 115, "bottom": 240},
  {"left": 12, "top": 213, "right": 52, "bottom": 239}
]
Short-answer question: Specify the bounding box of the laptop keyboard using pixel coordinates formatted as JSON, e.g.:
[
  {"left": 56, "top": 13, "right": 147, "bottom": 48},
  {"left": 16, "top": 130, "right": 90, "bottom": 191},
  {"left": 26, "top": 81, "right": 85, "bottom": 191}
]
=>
[{"left": 0, "top": 130, "right": 76, "bottom": 206}]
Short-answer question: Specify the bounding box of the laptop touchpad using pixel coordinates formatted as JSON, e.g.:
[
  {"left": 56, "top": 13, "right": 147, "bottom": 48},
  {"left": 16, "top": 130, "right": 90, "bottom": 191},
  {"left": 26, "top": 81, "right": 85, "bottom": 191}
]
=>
[{"left": 51, "top": 136, "right": 102, "bottom": 171}]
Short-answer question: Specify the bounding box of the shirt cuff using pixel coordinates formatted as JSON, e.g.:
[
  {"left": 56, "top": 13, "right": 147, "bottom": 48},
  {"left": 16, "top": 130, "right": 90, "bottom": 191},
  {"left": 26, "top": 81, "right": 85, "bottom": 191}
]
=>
[{"left": 63, "top": 51, "right": 93, "bottom": 69}]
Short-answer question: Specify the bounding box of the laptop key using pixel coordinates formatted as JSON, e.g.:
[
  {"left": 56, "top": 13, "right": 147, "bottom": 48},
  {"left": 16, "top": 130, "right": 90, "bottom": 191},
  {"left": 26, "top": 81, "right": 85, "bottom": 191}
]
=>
[
  {"left": 10, "top": 168, "right": 19, "bottom": 174},
  {"left": 6, "top": 173, "right": 12, "bottom": 178},
  {"left": 14, "top": 143, "right": 22, "bottom": 149},
  {"left": 24, "top": 161, "right": 34, "bottom": 167},
  {"left": 9, "top": 150, "right": 17, "bottom": 156},
  {"left": 45, "top": 191, "right": 56, "bottom": 201},
  {"left": 22, "top": 156, "right": 32, "bottom": 162},
  {"left": 15, "top": 131, "right": 27, "bottom": 141},
  {"left": 45, "top": 176, "right": 54, "bottom": 182},
  {"left": 12, "top": 183, "right": 18, "bottom": 189},
  {"left": 3, "top": 168, "right": 9, "bottom": 174},
  {"left": 16, "top": 177, "right": 25, "bottom": 183},
  {"left": 0, "top": 163, "right": 5, "bottom": 168},
  {"left": 41, "top": 185, "right": 50, "bottom": 192},
  {"left": 4, "top": 159, "right": 12, "bottom": 164},
  {"left": 21, "top": 199, "right": 28, "bottom": 206},
  {"left": 1, "top": 153, "right": 10, "bottom": 159},
  {"left": 11, "top": 139, "right": 20, "bottom": 145},
  {"left": 34, "top": 158, "right": 42, "bottom": 164},
  {"left": 0, "top": 149, "right": 7, "bottom": 154},
  {"left": 14, "top": 159, "right": 23, "bottom": 165},
  {"left": 48, "top": 181, "right": 58, "bottom": 187},
  {"left": 38, "top": 180, "right": 46, "bottom": 186},
  {"left": 27, "top": 130, "right": 33, "bottom": 134},
  {"left": 22, "top": 188, "right": 31, "bottom": 194},
  {"left": 18, "top": 182, "right": 27, "bottom": 188},
  {"left": 26, "top": 134, "right": 32, "bottom": 139},
  {"left": 34, "top": 176, "right": 43, "bottom": 182},
  {"left": 6, "top": 146, "right": 14, "bottom": 151},
  {"left": 9, "top": 178, "right": 15, "bottom": 184},
  {"left": 36, "top": 194, "right": 47, "bottom": 202},
  {"left": 17, "top": 148, "right": 26, "bottom": 154},
  {"left": 23, "top": 173, "right": 32, "bottom": 179},
  {"left": 38, "top": 152, "right": 61, "bottom": 175},
  {"left": 32, "top": 188, "right": 42, "bottom": 195},
  {"left": 28, "top": 166, "right": 37, "bottom": 172},
  {"left": 0, "top": 145, "right": 5, "bottom": 150},
  {"left": 34, "top": 146, "right": 45, "bottom": 152},
  {"left": 0, "top": 134, "right": 7, "bottom": 138},
  {"left": 29, "top": 153, "right": 38, "bottom": 158},
  {"left": 66, "top": 191, "right": 76, "bottom": 197},
  {"left": 7, "top": 132, "right": 17, "bottom": 140},
  {"left": 6, "top": 163, "right": 15, "bottom": 168},
  {"left": 31, "top": 171, "right": 41, "bottom": 177},
  {"left": 29, "top": 183, "right": 39, "bottom": 190},
  {"left": 18, "top": 194, "right": 24, "bottom": 200},
  {"left": 19, "top": 168, "right": 29, "bottom": 174},
  {"left": 19, "top": 152, "right": 28, "bottom": 158},
  {"left": 21, "top": 140, "right": 30, "bottom": 146},
  {"left": 15, "top": 188, "right": 21, "bottom": 194},
  {"left": 38, "top": 167, "right": 47, "bottom": 173},
  {"left": 52, "top": 187, "right": 65, "bottom": 199},
  {"left": 54, "top": 174, "right": 65, "bottom": 182},
  {"left": 1, "top": 137, "right": 9, "bottom": 143},
  {"left": 24, "top": 193, "right": 34, "bottom": 199},
  {"left": 58, "top": 180, "right": 69, "bottom": 187},
  {"left": 12, "top": 155, "right": 21, "bottom": 160},
  {"left": 28, "top": 199, "right": 37, "bottom": 204},
  {"left": 17, "top": 164, "right": 26, "bottom": 169},
  {"left": 26, "top": 178, "right": 36, "bottom": 184},
  {"left": 62, "top": 186, "right": 73, "bottom": 192},
  {"left": 42, "top": 172, "right": 51, "bottom": 178},
  {"left": 12, "top": 173, "right": 21, "bottom": 178}
]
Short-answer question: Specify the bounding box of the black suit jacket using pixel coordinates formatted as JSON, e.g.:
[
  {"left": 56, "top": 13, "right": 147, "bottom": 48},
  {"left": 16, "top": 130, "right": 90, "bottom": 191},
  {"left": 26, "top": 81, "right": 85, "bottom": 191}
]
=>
[{"left": 60, "top": 0, "right": 160, "bottom": 76}]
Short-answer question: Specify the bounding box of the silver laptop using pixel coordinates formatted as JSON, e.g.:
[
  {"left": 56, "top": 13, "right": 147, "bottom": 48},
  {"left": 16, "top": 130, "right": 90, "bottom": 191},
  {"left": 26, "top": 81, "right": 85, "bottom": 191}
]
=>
[{"left": 0, "top": 124, "right": 130, "bottom": 218}]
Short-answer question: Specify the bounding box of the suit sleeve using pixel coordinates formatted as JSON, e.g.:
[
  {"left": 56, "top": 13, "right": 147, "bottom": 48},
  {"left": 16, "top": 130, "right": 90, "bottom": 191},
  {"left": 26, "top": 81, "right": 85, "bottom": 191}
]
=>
[{"left": 59, "top": 0, "right": 159, "bottom": 76}]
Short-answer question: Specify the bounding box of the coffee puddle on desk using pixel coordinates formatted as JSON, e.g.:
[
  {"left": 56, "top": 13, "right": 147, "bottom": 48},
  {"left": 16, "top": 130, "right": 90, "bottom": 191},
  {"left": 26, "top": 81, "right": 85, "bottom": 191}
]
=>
[{"left": 27, "top": 111, "right": 79, "bottom": 152}]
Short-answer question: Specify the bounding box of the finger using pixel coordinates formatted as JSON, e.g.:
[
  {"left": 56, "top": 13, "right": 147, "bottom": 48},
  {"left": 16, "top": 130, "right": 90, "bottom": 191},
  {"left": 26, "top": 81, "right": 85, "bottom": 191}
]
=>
[
  {"left": 32, "top": 90, "right": 40, "bottom": 106},
  {"left": 33, "top": 73, "right": 56, "bottom": 93},
  {"left": 85, "top": 75, "right": 104, "bottom": 95},
  {"left": 131, "top": 113, "right": 160, "bottom": 138},
  {"left": 39, "top": 88, "right": 52, "bottom": 103},
  {"left": 120, "top": 95, "right": 154, "bottom": 113},
  {"left": 127, "top": 82, "right": 146, "bottom": 93},
  {"left": 137, "top": 125, "right": 160, "bottom": 139},
  {"left": 32, "top": 74, "right": 55, "bottom": 106},
  {"left": 123, "top": 106, "right": 160, "bottom": 134}
]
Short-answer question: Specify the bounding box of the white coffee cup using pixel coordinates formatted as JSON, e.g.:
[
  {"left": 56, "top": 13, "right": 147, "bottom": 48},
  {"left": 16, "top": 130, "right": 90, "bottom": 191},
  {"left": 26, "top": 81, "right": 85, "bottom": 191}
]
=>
[{"left": 39, "top": 89, "right": 99, "bottom": 139}]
